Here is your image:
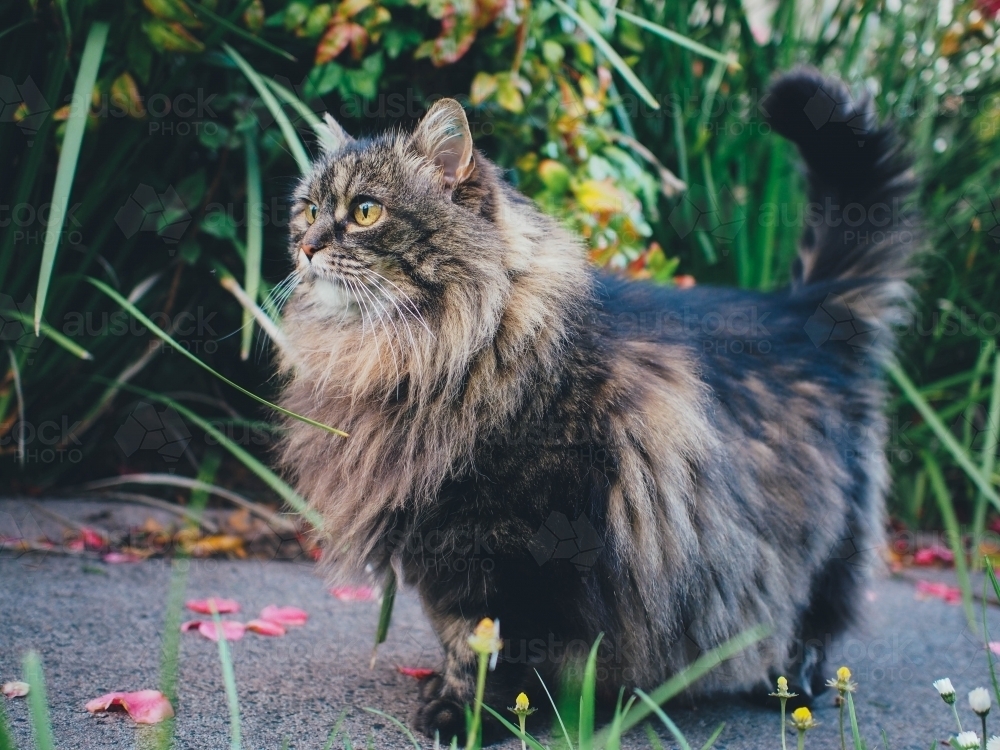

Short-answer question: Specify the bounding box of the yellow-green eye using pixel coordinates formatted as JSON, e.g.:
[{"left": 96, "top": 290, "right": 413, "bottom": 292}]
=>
[
  {"left": 353, "top": 200, "right": 382, "bottom": 227},
  {"left": 305, "top": 204, "right": 318, "bottom": 225}
]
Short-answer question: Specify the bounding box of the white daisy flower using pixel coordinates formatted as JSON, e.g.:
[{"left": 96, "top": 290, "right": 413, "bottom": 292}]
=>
[{"left": 970, "top": 687, "right": 992, "bottom": 716}]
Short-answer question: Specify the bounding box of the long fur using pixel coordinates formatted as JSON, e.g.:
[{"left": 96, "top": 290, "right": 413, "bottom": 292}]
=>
[{"left": 276, "top": 69, "right": 918, "bottom": 741}]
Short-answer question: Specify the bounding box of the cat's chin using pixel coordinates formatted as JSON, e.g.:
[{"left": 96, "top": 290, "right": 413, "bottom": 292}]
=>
[{"left": 308, "top": 277, "right": 359, "bottom": 318}]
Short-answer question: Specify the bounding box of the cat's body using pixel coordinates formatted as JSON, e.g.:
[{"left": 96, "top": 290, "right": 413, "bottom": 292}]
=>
[{"left": 277, "top": 69, "right": 916, "bottom": 740}]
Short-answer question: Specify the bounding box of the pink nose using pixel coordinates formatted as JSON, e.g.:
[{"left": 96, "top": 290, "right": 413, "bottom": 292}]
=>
[{"left": 301, "top": 244, "right": 316, "bottom": 259}]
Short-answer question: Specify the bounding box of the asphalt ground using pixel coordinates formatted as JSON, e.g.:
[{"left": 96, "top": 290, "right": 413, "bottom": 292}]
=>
[{"left": 2, "top": 498, "right": 999, "bottom": 750}]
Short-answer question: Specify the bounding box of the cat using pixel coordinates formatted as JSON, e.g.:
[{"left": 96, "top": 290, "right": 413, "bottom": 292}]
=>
[{"left": 276, "top": 68, "right": 916, "bottom": 742}]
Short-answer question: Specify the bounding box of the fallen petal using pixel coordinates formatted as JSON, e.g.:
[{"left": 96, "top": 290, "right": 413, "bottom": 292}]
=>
[
  {"left": 397, "top": 667, "right": 435, "bottom": 680},
  {"left": 81, "top": 527, "right": 107, "bottom": 550},
  {"left": 246, "top": 619, "right": 286, "bottom": 636},
  {"left": 186, "top": 597, "right": 240, "bottom": 614},
  {"left": 989, "top": 642, "right": 1000, "bottom": 655},
  {"left": 86, "top": 690, "right": 174, "bottom": 724},
  {"left": 260, "top": 605, "right": 308, "bottom": 626},
  {"left": 180, "top": 620, "right": 203, "bottom": 632},
  {"left": 916, "top": 579, "right": 962, "bottom": 604},
  {"left": 197, "top": 621, "right": 246, "bottom": 641},
  {"left": 103, "top": 552, "right": 143, "bottom": 564},
  {"left": 329, "top": 586, "right": 375, "bottom": 602},
  {"left": 2, "top": 681, "right": 29, "bottom": 698}
]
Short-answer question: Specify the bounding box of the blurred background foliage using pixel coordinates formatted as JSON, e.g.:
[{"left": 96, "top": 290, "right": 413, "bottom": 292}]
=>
[{"left": 2, "top": 0, "right": 1000, "bottom": 547}]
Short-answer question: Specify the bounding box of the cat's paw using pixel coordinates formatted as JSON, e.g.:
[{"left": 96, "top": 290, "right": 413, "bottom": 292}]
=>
[{"left": 413, "top": 695, "right": 466, "bottom": 744}]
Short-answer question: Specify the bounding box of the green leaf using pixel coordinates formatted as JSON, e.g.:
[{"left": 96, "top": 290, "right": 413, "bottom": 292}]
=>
[
  {"left": 34, "top": 21, "right": 109, "bottom": 334},
  {"left": 223, "top": 42, "right": 312, "bottom": 175},
  {"left": 106, "top": 381, "right": 326, "bottom": 530},
  {"left": 614, "top": 9, "right": 740, "bottom": 68},
  {"left": 209, "top": 607, "right": 243, "bottom": 750},
  {"left": 23, "top": 651, "right": 55, "bottom": 750},
  {"left": 0, "top": 308, "right": 92, "bottom": 360},
  {"left": 240, "top": 132, "right": 263, "bottom": 360},
  {"left": 550, "top": 0, "right": 659, "bottom": 111},
  {"left": 598, "top": 625, "right": 769, "bottom": 742},
  {"left": 887, "top": 361, "right": 1000, "bottom": 509},
  {"left": 87, "top": 277, "right": 348, "bottom": 438},
  {"left": 371, "top": 568, "right": 397, "bottom": 667},
  {"left": 923, "top": 450, "right": 976, "bottom": 632},
  {"left": 190, "top": 0, "right": 296, "bottom": 61},
  {"left": 633, "top": 690, "right": 692, "bottom": 750},
  {"left": 578, "top": 633, "right": 603, "bottom": 750}
]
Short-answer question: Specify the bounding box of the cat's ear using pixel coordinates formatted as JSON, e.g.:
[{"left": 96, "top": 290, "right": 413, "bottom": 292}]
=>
[
  {"left": 413, "top": 98, "right": 475, "bottom": 193},
  {"left": 320, "top": 112, "right": 354, "bottom": 155}
]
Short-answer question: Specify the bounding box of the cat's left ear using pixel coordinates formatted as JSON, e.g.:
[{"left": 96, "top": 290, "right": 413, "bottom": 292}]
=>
[{"left": 413, "top": 99, "right": 475, "bottom": 194}]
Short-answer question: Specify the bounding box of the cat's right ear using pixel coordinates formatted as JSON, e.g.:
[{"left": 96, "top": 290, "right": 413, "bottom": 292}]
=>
[{"left": 319, "top": 112, "right": 354, "bottom": 155}]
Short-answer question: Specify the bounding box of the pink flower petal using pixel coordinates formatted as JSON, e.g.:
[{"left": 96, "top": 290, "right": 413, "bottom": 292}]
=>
[
  {"left": 259, "top": 605, "right": 308, "bottom": 626},
  {"left": 913, "top": 545, "right": 955, "bottom": 566},
  {"left": 2, "top": 681, "right": 29, "bottom": 698},
  {"left": 186, "top": 598, "right": 240, "bottom": 615},
  {"left": 329, "top": 586, "right": 375, "bottom": 602},
  {"left": 86, "top": 690, "right": 174, "bottom": 724},
  {"left": 103, "top": 552, "right": 143, "bottom": 564},
  {"left": 180, "top": 620, "right": 203, "bottom": 632},
  {"left": 81, "top": 527, "right": 107, "bottom": 550},
  {"left": 916, "top": 579, "right": 962, "bottom": 604},
  {"left": 246, "top": 619, "right": 286, "bottom": 636},
  {"left": 197, "top": 621, "right": 245, "bottom": 641},
  {"left": 397, "top": 667, "right": 435, "bottom": 680},
  {"left": 989, "top": 642, "right": 1000, "bottom": 655}
]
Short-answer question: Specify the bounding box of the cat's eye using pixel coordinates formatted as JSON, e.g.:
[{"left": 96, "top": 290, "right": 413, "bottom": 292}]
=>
[
  {"left": 305, "top": 204, "right": 318, "bottom": 225},
  {"left": 353, "top": 200, "right": 383, "bottom": 227}
]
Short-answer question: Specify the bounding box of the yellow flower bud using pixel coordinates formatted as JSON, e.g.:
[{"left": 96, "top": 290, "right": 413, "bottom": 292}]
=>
[
  {"left": 837, "top": 666, "right": 851, "bottom": 682},
  {"left": 778, "top": 676, "right": 788, "bottom": 692},
  {"left": 516, "top": 693, "right": 529, "bottom": 711},
  {"left": 791, "top": 706, "right": 817, "bottom": 731}
]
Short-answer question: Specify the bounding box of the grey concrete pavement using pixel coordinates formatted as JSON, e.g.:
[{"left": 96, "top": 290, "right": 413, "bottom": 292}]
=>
[{"left": 2, "top": 499, "right": 999, "bottom": 749}]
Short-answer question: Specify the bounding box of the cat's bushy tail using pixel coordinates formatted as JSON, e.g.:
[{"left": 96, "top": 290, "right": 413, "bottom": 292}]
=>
[{"left": 763, "top": 68, "right": 918, "bottom": 327}]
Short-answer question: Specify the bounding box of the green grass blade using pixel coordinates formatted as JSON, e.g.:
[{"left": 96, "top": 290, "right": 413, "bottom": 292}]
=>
[
  {"left": 578, "top": 633, "right": 604, "bottom": 750},
  {"left": 190, "top": 1, "right": 296, "bottom": 61},
  {"left": 23, "top": 651, "right": 55, "bottom": 750},
  {"left": 644, "top": 723, "right": 665, "bottom": 750},
  {"left": 699, "top": 723, "right": 725, "bottom": 750},
  {"left": 604, "top": 691, "right": 634, "bottom": 750},
  {"left": 370, "top": 568, "right": 397, "bottom": 668},
  {"left": 480, "top": 706, "right": 548, "bottom": 750},
  {"left": 1, "top": 308, "right": 93, "bottom": 360},
  {"left": 887, "top": 361, "right": 1000, "bottom": 509},
  {"left": 322, "top": 709, "right": 349, "bottom": 750},
  {"left": 6, "top": 348, "right": 24, "bottom": 467},
  {"left": 33, "top": 21, "right": 109, "bottom": 334},
  {"left": 633, "top": 690, "right": 692, "bottom": 750},
  {"left": 87, "top": 277, "right": 348, "bottom": 437},
  {"left": 223, "top": 43, "right": 312, "bottom": 175},
  {"left": 614, "top": 9, "right": 739, "bottom": 68},
  {"left": 240, "top": 132, "right": 263, "bottom": 360},
  {"left": 533, "top": 667, "right": 574, "bottom": 750},
  {"left": 846, "top": 691, "right": 867, "bottom": 750},
  {"left": 923, "top": 450, "right": 977, "bottom": 632},
  {"left": 264, "top": 78, "right": 335, "bottom": 150},
  {"left": 361, "top": 708, "right": 422, "bottom": 750},
  {"left": 210, "top": 607, "right": 243, "bottom": 750},
  {"left": 0, "top": 697, "right": 14, "bottom": 750},
  {"left": 599, "top": 625, "right": 768, "bottom": 742},
  {"left": 973, "top": 353, "right": 1000, "bottom": 565},
  {"left": 551, "top": 0, "right": 659, "bottom": 110},
  {"left": 983, "top": 567, "right": 1000, "bottom": 709},
  {"left": 99, "top": 380, "right": 326, "bottom": 529}
]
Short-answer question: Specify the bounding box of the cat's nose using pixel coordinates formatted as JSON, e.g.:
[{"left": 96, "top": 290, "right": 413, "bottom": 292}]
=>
[{"left": 301, "top": 243, "right": 316, "bottom": 259}]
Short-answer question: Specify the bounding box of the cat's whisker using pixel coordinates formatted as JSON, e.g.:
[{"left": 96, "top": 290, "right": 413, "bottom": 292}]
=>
[
  {"left": 353, "top": 275, "right": 402, "bottom": 390},
  {"left": 364, "top": 269, "right": 433, "bottom": 337},
  {"left": 359, "top": 269, "right": 419, "bottom": 353}
]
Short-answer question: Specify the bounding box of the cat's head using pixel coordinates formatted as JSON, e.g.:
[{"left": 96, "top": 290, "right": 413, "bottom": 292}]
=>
[{"left": 286, "top": 99, "right": 511, "bottom": 335}]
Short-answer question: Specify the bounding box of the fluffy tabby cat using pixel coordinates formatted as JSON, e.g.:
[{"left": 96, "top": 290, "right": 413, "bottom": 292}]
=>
[{"left": 276, "top": 68, "right": 916, "bottom": 741}]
